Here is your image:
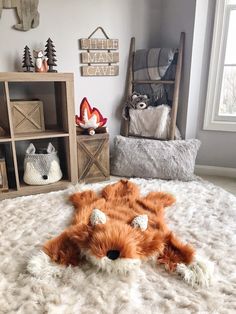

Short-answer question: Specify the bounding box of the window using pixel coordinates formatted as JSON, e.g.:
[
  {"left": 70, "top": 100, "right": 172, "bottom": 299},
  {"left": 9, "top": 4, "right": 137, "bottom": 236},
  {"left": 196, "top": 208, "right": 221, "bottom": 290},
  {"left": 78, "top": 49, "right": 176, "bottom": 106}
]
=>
[{"left": 204, "top": 0, "right": 236, "bottom": 131}]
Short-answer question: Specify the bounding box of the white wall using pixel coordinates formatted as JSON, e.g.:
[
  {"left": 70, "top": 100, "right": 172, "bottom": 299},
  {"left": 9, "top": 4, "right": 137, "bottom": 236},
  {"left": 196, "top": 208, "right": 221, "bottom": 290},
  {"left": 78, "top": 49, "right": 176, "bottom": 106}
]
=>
[
  {"left": 160, "top": 0, "right": 236, "bottom": 169},
  {"left": 187, "top": 0, "right": 236, "bottom": 168},
  {"left": 1, "top": 0, "right": 233, "bottom": 168},
  {"left": 185, "top": 0, "right": 211, "bottom": 139},
  {"left": 0, "top": 0, "right": 162, "bottom": 142}
]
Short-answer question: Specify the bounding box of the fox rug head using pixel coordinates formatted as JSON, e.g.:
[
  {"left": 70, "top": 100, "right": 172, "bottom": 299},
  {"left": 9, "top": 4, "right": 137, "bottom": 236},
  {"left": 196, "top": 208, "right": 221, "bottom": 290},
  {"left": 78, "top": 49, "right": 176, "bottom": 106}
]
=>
[{"left": 44, "top": 180, "right": 196, "bottom": 275}]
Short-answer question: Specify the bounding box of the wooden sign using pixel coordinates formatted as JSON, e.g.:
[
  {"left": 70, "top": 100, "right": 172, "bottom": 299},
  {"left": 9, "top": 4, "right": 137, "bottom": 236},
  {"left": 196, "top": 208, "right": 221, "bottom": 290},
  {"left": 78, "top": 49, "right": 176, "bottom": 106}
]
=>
[
  {"left": 80, "top": 27, "right": 119, "bottom": 77},
  {"left": 80, "top": 39, "right": 119, "bottom": 50},
  {"left": 81, "top": 65, "right": 119, "bottom": 76},
  {"left": 81, "top": 52, "right": 119, "bottom": 64}
]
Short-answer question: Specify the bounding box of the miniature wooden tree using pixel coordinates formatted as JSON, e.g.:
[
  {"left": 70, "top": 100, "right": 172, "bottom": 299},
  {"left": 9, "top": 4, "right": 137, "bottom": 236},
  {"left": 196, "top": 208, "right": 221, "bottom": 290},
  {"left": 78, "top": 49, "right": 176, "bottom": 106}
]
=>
[
  {"left": 22, "top": 46, "right": 34, "bottom": 72},
  {"left": 44, "top": 38, "right": 57, "bottom": 72}
]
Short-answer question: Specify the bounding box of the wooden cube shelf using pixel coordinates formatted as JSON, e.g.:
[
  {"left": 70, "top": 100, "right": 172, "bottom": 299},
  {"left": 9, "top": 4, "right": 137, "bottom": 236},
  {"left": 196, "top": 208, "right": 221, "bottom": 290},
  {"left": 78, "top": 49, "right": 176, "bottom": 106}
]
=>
[{"left": 0, "top": 72, "right": 78, "bottom": 200}]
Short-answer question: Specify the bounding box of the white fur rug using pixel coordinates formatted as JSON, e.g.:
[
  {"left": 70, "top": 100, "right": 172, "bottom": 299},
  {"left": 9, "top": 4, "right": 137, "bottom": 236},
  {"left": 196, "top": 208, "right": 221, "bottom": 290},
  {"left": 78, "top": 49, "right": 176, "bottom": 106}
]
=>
[{"left": 0, "top": 178, "right": 236, "bottom": 314}]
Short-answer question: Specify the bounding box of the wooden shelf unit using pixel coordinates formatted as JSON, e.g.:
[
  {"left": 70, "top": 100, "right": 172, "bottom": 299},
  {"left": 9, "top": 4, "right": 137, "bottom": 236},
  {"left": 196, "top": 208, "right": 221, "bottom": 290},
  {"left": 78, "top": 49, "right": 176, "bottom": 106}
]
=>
[
  {"left": 0, "top": 72, "right": 78, "bottom": 200},
  {"left": 14, "top": 130, "right": 69, "bottom": 141}
]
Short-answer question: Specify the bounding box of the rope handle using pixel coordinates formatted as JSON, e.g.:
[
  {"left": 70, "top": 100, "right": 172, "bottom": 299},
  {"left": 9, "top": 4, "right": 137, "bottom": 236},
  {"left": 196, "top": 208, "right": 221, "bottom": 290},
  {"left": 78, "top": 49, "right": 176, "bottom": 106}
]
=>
[{"left": 88, "top": 26, "right": 110, "bottom": 39}]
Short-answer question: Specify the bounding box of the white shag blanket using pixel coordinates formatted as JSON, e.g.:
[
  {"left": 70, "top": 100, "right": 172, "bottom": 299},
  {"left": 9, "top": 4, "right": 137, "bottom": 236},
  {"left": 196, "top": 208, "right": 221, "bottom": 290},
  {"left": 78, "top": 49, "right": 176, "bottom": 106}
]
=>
[{"left": 0, "top": 178, "right": 236, "bottom": 314}]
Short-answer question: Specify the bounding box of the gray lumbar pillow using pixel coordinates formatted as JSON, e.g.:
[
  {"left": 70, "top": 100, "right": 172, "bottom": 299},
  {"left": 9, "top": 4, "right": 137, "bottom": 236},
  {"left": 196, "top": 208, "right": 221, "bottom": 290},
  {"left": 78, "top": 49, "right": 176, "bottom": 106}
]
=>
[{"left": 111, "top": 136, "right": 201, "bottom": 181}]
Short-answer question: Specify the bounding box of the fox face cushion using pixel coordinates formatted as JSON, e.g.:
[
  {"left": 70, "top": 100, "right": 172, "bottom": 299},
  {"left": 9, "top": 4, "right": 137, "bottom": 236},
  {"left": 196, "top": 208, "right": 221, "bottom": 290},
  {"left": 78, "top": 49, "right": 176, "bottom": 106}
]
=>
[{"left": 43, "top": 180, "right": 213, "bottom": 286}]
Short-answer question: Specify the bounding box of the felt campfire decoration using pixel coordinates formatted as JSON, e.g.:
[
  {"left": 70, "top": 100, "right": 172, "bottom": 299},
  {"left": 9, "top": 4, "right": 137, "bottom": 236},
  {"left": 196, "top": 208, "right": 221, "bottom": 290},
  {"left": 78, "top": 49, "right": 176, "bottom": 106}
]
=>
[
  {"left": 76, "top": 97, "right": 107, "bottom": 135},
  {"left": 43, "top": 180, "right": 213, "bottom": 287}
]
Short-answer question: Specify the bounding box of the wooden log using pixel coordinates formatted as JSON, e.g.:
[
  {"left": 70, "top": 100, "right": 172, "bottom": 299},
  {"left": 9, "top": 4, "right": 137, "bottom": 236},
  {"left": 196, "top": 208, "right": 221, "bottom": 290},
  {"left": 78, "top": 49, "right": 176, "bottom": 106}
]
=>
[
  {"left": 81, "top": 52, "right": 119, "bottom": 64},
  {"left": 76, "top": 126, "right": 108, "bottom": 135},
  {"left": 80, "top": 38, "right": 119, "bottom": 50},
  {"left": 95, "top": 126, "right": 108, "bottom": 134},
  {"left": 81, "top": 65, "right": 119, "bottom": 76},
  {"left": 76, "top": 126, "right": 84, "bottom": 135}
]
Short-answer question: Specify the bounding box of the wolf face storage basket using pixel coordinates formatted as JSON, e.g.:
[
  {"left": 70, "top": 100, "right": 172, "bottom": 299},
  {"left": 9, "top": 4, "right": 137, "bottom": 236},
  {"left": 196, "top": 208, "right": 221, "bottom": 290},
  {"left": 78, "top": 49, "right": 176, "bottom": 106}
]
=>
[{"left": 23, "top": 143, "right": 62, "bottom": 185}]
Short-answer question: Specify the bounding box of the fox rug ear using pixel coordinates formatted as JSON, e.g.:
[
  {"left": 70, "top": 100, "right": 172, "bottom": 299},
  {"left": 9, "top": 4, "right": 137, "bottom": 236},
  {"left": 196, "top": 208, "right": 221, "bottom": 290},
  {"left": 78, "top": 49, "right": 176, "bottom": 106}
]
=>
[
  {"left": 90, "top": 209, "right": 107, "bottom": 226},
  {"left": 131, "top": 215, "right": 148, "bottom": 231}
]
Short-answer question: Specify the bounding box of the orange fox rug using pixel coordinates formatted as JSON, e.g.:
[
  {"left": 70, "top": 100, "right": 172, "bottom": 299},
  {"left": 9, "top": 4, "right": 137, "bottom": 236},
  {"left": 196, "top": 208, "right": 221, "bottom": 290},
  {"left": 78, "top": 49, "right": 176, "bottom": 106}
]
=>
[
  {"left": 2, "top": 178, "right": 236, "bottom": 313},
  {"left": 42, "top": 180, "right": 212, "bottom": 286}
]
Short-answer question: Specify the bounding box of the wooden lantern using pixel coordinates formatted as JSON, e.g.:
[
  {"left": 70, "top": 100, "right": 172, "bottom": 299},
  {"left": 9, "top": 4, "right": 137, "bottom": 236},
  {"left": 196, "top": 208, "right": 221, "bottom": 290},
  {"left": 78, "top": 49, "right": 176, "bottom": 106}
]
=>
[{"left": 11, "top": 100, "right": 45, "bottom": 134}]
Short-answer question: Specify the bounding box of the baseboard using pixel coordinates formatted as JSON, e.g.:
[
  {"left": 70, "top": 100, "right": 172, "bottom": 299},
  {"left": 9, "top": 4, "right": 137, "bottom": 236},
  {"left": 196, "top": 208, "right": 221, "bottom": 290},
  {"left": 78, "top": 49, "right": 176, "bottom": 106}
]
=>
[{"left": 195, "top": 165, "right": 236, "bottom": 178}]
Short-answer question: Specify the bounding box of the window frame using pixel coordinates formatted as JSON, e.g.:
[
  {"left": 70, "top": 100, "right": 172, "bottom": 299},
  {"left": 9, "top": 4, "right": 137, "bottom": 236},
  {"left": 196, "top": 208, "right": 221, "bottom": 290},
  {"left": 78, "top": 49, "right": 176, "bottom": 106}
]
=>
[{"left": 204, "top": 0, "right": 236, "bottom": 131}]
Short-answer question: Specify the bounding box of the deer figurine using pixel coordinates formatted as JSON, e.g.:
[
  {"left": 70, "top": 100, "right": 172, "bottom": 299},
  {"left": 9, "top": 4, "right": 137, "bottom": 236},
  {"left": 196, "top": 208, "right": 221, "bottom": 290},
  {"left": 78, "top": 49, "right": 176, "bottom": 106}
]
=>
[{"left": 33, "top": 50, "right": 48, "bottom": 72}]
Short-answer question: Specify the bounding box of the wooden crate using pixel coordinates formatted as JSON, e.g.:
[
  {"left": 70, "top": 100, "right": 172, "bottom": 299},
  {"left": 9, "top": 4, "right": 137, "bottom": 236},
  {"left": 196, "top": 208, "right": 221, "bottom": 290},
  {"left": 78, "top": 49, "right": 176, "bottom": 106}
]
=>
[
  {"left": 77, "top": 133, "right": 110, "bottom": 183},
  {"left": 11, "top": 100, "right": 45, "bottom": 134}
]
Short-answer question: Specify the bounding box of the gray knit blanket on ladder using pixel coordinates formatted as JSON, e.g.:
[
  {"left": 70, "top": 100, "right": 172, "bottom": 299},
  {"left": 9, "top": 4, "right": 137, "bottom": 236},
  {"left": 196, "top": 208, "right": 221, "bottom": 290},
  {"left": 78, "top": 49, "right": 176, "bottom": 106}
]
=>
[{"left": 133, "top": 48, "right": 177, "bottom": 105}]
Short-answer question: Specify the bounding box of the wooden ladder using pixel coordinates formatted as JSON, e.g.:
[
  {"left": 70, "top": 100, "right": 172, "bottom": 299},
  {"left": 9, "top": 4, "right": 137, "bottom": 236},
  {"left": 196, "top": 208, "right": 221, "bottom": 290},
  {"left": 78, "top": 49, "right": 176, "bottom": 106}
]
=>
[{"left": 122, "top": 32, "right": 185, "bottom": 140}]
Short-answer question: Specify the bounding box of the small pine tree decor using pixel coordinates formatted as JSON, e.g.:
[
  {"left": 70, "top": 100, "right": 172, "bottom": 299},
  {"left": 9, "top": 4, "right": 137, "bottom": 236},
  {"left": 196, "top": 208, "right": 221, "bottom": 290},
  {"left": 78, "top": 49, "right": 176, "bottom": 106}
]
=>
[
  {"left": 45, "top": 38, "right": 57, "bottom": 72},
  {"left": 22, "top": 46, "right": 34, "bottom": 72}
]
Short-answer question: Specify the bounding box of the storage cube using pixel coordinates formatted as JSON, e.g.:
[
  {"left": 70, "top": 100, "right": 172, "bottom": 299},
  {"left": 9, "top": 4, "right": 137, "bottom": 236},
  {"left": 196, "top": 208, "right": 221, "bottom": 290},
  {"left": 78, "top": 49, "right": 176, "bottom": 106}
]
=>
[
  {"left": 11, "top": 100, "right": 45, "bottom": 134},
  {"left": 77, "top": 133, "right": 110, "bottom": 183}
]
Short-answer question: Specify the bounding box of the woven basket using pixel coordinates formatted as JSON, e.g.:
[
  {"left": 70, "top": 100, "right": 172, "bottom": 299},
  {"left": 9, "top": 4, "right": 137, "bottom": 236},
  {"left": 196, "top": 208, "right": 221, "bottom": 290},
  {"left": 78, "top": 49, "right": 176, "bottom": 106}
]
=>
[{"left": 23, "top": 143, "right": 62, "bottom": 185}]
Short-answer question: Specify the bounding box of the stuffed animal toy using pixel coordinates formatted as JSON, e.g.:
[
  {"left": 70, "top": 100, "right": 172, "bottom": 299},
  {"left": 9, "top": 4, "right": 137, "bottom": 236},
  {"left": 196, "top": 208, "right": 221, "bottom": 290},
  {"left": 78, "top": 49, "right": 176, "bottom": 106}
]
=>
[
  {"left": 76, "top": 97, "right": 107, "bottom": 136},
  {"left": 43, "top": 180, "right": 213, "bottom": 286},
  {"left": 122, "top": 92, "right": 150, "bottom": 120},
  {"left": 33, "top": 50, "right": 48, "bottom": 72}
]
